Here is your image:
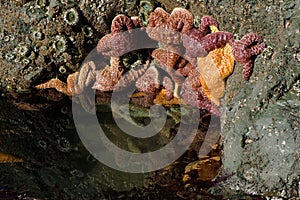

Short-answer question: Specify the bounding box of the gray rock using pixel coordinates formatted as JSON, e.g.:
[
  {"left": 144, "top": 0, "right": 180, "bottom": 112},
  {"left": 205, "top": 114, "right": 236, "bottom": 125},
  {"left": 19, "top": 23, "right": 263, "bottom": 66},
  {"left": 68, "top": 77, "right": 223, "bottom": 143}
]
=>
[{"left": 218, "top": 0, "right": 300, "bottom": 198}]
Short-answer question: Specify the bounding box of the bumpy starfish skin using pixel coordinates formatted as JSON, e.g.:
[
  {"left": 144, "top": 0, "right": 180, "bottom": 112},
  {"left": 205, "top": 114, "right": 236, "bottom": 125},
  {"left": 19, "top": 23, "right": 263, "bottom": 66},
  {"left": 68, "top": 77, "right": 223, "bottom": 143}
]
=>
[
  {"left": 151, "top": 48, "right": 196, "bottom": 75},
  {"left": 146, "top": 8, "right": 171, "bottom": 43},
  {"left": 231, "top": 33, "right": 266, "bottom": 80},
  {"left": 180, "top": 69, "right": 220, "bottom": 116},
  {"left": 198, "top": 16, "right": 219, "bottom": 34},
  {"left": 183, "top": 31, "right": 234, "bottom": 58},
  {"left": 96, "top": 31, "right": 135, "bottom": 57},
  {"left": 97, "top": 15, "right": 143, "bottom": 57},
  {"left": 152, "top": 49, "right": 181, "bottom": 70},
  {"left": 201, "top": 32, "right": 234, "bottom": 53},
  {"left": 92, "top": 57, "right": 124, "bottom": 91},
  {"left": 147, "top": 7, "right": 194, "bottom": 45},
  {"left": 110, "top": 14, "right": 134, "bottom": 34},
  {"left": 183, "top": 16, "right": 218, "bottom": 47},
  {"left": 182, "top": 15, "right": 219, "bottom": 58},
  {"left": 135, "top": 65, "right": 160, "bottom": 93},
  {"left": 167, "top": 7, "right": 194, "bottom": 33},
  {"left": 115, "top": 61, "right": 150, "bottom": 89},
  {"left": 162, "top": 77, "right": 174, "bottom": 100}
]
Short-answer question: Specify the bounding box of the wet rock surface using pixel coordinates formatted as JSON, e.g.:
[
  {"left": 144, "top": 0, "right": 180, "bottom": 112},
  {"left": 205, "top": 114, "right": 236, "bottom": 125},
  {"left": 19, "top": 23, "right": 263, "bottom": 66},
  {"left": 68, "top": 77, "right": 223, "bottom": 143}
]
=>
[
  {"left": 216, "top": 0, "right": 300, "bottom": 198},
  {"left": 0, "top": 0, "right": 299, "bottom": 199}
]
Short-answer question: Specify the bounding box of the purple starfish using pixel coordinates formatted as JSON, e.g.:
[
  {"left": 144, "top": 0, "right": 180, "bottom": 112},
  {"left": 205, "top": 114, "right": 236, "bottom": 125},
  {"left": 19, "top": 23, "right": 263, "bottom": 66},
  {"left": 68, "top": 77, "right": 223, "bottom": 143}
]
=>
[
  {"left": 97, "top": 15, "right": 144, "bottom": 57},
  {"left": 231, "top": 33, "right": 266, "bottom": 80},
  {"left": 183, "top": 21, "right": 234, "bottom": 58}
]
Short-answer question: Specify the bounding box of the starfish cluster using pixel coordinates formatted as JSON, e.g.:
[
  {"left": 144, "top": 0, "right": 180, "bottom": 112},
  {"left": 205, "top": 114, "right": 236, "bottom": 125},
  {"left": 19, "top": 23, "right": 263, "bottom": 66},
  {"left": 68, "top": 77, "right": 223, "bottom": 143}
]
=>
[{"left": 36, "top": 7, "right": 266, "bottom": 116}]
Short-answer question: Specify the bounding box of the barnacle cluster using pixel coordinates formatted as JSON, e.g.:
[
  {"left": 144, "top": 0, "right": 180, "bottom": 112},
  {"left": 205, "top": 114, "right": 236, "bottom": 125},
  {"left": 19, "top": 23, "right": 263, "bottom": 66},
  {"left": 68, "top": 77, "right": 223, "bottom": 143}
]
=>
[
  {"left": 36, "top": 7, "right": 265, "bottom": 116},
  {"left": 0, "top": 0, "right": 115, "bottom": 94}
]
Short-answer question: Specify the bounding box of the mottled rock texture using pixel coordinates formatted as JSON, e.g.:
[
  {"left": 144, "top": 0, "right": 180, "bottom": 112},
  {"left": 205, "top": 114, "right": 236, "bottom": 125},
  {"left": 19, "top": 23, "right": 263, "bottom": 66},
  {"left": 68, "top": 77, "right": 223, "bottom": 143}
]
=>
[{"left": 0, "top": 0, "right": 299, "bottom": 199}]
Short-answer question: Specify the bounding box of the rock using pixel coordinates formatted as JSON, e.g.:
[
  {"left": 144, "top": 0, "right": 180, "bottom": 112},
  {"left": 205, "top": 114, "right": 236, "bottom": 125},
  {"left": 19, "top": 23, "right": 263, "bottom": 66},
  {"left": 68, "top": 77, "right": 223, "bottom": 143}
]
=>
[{"left": 218, "top": 0, "right": 300, "bottom": 198}]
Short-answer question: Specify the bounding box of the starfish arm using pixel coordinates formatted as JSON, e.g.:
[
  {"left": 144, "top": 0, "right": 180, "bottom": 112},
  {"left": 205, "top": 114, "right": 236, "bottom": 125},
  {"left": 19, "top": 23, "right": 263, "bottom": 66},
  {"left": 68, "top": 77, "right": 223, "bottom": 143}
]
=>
[
  {"left": 135, "top": 65, "right": 160, "bottom": 93},
  {"left": 163, "top": 76, "right": 174, "bottom": 100},
  {"left": 239, "top": 33, "right": 263, "bottom": 46},
  {"left": 168, "top": 7, "right": 194, "bottom": 33},
  {"left": 231, "top": 42, "right": 249, "bottom": 63},
  {"left": 202, "top": 31, "right": 234, "bottom": 53},
  {"left": 147, "top": 7, "right": 170, "bottom": 28},
  {"left": 250, "top": 43, "right": 266, "bottom": 56},
  {"left": 242, "top": 60, "right": 255, "bottom": 81},
  {"left": 116, "top": 61, "right": 149, "bottom": 89},
  {"left": 35, "top": 78, "right": 72, "bottom": 96},
  {"left": 111, "top": 14, "right": 134, "bottom": 34},
  {"left": 0, "top": 151, "right": 23, "bottom": 163},
  {"left": 180, "top": 79, "right": 221, "bottom": 116},
  {"left": 96, "top": 34, "right": 114, "bottom": 55},
  {"left": 232, "top": 33, "right": 265, "bottom": 80},
  {"left": 75, "top": 61, "right": 96, "bottom": 93},
  {"left": 97, "top": 29, "right": 137, "bottom": 57},
  {"left": 199, "top": 16, "right": 219, "bottom": 34},
  {"left": 130, "top": 16, "right": 143, "bottom": 28},
  {"left": 177, "top": 62, "right": 195, "bottom": 76},
  {"left": 182, "top": 32, "right": 208, "bottom": 58},
  {"left": 151, "top": 48, "right": 181, "bottom": 69}
]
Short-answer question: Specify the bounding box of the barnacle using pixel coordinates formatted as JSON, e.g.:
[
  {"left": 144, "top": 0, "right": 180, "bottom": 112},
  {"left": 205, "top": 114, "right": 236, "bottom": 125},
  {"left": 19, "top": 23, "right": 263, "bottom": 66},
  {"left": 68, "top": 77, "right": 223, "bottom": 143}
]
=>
[
  {"left": 22, "top": 58, "right": 30, "bottom": 66},
  {"left": 139, "top": 0, "right": 155, "bottom": 26},
  {"left": 15, "top": 44, "right": 30, "bottom": 57},
  {"left": 3, "top": 35, "right": 10, "bottom": 42},
  {"left": 63, "top": 8, "right": 80, "bottom": 26},
  {"left": 32, "top": 30, "right": 43, "bottom": 41},
  {"left": 57, "top": 137, "right": 71, "bottom": 152},
  {"left": 82, "top": 25, "right": 93, "bottom": 37},
  {"left": 53, "top": 35, "right": 67, "bottom": 53},
  {"left": 140, "top": 0, "right": 154, "bottom": 12},
  {"left": 5, "top": 53, "right": 15, "bottom": 61},
  {"left": 35, "top": 0, "right": 48, "bottom": 8},
  {"left": 59, "top": 65, "right": 67, "bottom": 74},
  {"left": 38, "top": 139, "right": 48, "bottom": 150}
]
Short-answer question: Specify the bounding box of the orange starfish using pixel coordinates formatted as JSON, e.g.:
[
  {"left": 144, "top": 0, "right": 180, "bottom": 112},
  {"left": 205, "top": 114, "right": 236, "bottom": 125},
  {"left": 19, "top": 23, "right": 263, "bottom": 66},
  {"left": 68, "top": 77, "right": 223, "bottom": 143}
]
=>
[
  {"left": 0, "top": 151, "right": 23, "bottom": 163},
  {"left": 197, "top": 25, "right": 234, "bottom": 106}
]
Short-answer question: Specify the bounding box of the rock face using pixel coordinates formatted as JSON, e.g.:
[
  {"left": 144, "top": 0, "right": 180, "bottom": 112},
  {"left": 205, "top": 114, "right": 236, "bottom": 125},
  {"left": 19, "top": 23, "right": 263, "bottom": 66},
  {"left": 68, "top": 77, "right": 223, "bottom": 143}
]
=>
[
  {"left": 0, "top": 0, "right": 299, "bottom": 199},
  {"left": 218, "top": 0, "right": 300, "bottom": 198}
]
